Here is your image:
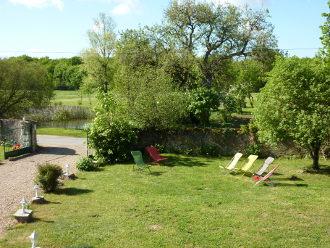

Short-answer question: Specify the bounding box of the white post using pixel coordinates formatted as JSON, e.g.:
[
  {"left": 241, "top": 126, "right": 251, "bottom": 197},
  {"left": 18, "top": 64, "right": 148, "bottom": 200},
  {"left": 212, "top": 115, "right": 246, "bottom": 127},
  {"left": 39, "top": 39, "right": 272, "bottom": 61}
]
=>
[
  {"left": 34, "top": 185, "right": 39, "bottom": 198},
  {"left": 65, "top": 164, "right": 70, "bottom": 175},
  {"left": 29, "top": 231, "right": 38, "bottom": 248},
  {"left": 20, "top": 197, "right": 28, "bottom": 214}
]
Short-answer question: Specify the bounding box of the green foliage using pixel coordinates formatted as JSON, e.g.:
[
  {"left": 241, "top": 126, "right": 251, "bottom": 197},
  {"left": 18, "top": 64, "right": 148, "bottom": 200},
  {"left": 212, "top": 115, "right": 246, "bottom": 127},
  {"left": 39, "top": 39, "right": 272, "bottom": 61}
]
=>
[
  {"left": 0, "top": 58, "right": 53, "bottom": 118},
  {"left": 76, "top": 156, "right": 98, "bottom": 171},
  {"left": 165, "top": 0, "right": 277, "bottom": 87},
  {"left": 320, "top": 1, "right": 330, "bottom": 59},
  {"left": 88, "top": 116, "right": 138, "bottom": 164},
  {"left": 113, "top": 66, "right": 189, "bottom": 129},
  {"left": 35, "top": 163, "right": 63, "bottom": 193},
  {"left": 254, "top": 57, "right": 330, "bottom": 169},
  {"left": 244, "top": 143, "right": 262, "bottom": 156},
  {"left": 188, "top": 87, "right": 220, "bottom": 125},
  {"left": 231, "top": 60, "right": 266, "bottom": 110},
  {"left": 82, "top": 13, "right": 116, "bottom": 94}
]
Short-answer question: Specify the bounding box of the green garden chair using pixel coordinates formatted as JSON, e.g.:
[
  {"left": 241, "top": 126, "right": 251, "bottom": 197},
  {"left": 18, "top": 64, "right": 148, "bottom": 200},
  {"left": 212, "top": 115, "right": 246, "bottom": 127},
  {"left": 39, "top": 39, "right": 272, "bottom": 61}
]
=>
[{"left": 131, "top": 151, "right": 151, "bottom": 173}]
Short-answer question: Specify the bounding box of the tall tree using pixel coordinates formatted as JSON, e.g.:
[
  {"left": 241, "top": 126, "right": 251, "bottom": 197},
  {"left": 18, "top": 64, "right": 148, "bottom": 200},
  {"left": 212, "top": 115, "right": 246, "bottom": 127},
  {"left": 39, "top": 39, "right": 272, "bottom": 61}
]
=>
[
  {"left": 165, "top": 0, "right": 277, "bottom": 87},
  {"left": 320, "top": 0, "right": 330, "bottom": 59},
  {"left": 82, "top": 13, "right": 116, "bottom": 94},
  {"left": 254, "top": 57, "right": 330, "bottom": 170},
  {"left": 0, "top": 59, "right": 53, "bottom": 118}
]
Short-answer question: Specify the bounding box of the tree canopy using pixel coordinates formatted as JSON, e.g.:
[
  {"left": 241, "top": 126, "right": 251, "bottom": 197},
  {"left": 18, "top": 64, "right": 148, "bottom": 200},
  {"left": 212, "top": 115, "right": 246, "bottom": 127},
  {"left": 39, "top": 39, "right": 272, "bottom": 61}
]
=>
[
  {"left": 254, "top": 57, "right": 330, "bottom": 170},
  {"left": 0, "top": 58, "right": 53, "bottom": 118}
]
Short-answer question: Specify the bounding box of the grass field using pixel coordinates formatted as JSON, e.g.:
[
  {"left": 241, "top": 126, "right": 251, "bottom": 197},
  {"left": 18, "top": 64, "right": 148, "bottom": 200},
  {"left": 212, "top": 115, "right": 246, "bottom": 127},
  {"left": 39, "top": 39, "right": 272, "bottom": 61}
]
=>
[
  {"left": 0, "top": 156, "right": 329, "bottom": 247},
  {"left": 37, "top": 127, "right": 86, "bottom": 138},
  {"left": 52, "top": 90, "right": 96, "bottom": 107}
]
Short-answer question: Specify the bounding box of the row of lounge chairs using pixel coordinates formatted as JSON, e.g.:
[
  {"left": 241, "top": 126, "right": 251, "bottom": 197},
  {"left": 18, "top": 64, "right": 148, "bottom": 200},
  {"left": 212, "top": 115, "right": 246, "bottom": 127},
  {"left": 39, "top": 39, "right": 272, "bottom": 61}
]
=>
[
  {"left": 220, "top": 153, "right": 278, "bottom": 185},
  {"left": 131, "top": 148, "right": 278, "bottom": 185}
]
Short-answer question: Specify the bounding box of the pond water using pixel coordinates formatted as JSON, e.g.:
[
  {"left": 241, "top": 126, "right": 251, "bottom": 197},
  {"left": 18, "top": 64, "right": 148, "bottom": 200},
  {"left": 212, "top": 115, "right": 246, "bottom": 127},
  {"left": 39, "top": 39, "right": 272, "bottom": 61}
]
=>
[{"left": 38, "top": 119, "right": 91, "bottom": 130}]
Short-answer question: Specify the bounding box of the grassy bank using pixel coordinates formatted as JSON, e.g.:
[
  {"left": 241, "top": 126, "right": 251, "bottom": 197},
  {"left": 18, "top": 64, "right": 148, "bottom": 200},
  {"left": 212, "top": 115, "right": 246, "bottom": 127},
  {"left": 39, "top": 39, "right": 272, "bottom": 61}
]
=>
[
  {"left": 1, "top": 156, "right": 329, "bottom": 247},
  {"left": 37, "top": 127, "right": 86, "bottom": 138},
  {"left": 52, "top": 90, "right": 96, "bottom": 107}
]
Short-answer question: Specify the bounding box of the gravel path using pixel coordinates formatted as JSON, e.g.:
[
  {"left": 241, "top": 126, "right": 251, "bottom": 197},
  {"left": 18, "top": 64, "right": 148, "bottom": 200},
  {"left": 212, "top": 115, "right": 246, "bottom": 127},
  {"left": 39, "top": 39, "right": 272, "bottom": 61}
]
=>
[{"left": 0, "top": 135, "right": 86, "bottom": 236}]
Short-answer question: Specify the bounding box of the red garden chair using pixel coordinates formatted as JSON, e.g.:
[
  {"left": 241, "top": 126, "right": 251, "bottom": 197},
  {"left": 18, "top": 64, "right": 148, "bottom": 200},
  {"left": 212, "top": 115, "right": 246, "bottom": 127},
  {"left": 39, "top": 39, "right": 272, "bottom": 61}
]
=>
[{"left": 145, "top": 146, "right": 167, "bottom": 164}]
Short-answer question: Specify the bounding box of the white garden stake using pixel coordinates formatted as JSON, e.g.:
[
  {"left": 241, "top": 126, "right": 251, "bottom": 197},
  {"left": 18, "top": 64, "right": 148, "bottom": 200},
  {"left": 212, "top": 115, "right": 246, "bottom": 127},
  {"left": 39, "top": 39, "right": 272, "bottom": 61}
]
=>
[
  {"left": 65, "top": 164, "right": 70, "bottom": 175},
  {"left": 20, "top": 197, "right": 28, "bottom": 214},
  {"left": 29, "top": 231, "right": 39, "bottom": 248},
  {"left": 34, "top": 185, "right": 40, "bottom": 198}
]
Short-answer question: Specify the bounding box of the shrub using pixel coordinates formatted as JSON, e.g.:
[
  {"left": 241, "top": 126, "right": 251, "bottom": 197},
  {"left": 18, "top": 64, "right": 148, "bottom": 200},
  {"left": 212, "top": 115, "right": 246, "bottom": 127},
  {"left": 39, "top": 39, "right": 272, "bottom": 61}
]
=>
[
  {"left": 88, "top": 116, "right": 138, "bottom": 164},
  {"left": 200, "top": 144, "right": 220, "bottom": 157},
  {"left": 244, "top": 143, "right": 261, "bottom": 156},
  {"left": 35, "top": 163, "right": 63, "bottom": 193},
  {"left": 76, "top": 156, "right": 98, "bottom": 171}
]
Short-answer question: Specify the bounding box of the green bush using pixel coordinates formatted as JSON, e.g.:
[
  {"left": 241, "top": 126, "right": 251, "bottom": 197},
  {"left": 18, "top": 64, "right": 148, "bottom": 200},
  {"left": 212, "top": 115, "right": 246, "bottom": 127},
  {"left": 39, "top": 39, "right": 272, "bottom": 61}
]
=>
[
  {"left": 89, "top": 116, "right": 138, "bottom": 164},
  {"left": 35, "top": 164, "right": 63, "bottom": 193},
  {"left": 76, "top": 156, "right": 98, "bottom": 171},
  {"left": 244, "top": 143, "right": 261, "bottom": 156},
  {"left": 200, "top": 144, "right": 220, "bottom": 157}
]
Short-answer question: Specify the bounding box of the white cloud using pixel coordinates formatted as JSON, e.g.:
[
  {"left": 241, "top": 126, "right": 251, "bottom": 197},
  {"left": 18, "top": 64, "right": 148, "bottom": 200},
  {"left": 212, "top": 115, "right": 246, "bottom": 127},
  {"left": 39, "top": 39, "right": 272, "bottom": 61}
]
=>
[
  {"left": 110, "top": 0, "right": 140, "bottom": 16},
  {"left": 8, "top": 0, "right": 64, "bottom": 10}
]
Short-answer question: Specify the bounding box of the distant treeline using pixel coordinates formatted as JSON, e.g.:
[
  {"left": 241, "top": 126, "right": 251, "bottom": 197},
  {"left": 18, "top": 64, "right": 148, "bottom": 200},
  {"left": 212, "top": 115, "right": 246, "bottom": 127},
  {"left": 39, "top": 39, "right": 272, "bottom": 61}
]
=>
[{"left": 8, "top": 55, "right": 85, "bottom": 90}]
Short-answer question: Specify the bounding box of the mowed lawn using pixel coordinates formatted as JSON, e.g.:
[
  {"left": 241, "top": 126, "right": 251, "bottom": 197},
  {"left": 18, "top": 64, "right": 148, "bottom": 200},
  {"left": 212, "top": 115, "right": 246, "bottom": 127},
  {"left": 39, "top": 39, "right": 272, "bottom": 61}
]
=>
[
  {"left": 52, "top": 90, "right": 96, "bottom": 107},
  {"left": 1, "top": 156, "right": 329, "bottom": 247}
]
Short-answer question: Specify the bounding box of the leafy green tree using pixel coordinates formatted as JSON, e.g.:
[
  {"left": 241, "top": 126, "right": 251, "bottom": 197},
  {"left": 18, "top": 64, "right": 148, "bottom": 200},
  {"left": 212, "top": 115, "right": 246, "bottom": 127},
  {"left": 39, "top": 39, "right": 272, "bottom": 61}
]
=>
[
  {"left": 254, "top": 57, "right": 330, "bottom": 170},
  {"left": 0, "top": 59, "right": 53, "bottom": 117},
  {"left": 320, "top": 0, "right": 330, "bottom": 59},
  {"left": 165, "top": 0, "right": 276, "bottom": 87},
  {"left": 113, "top": 66, "right": 189, "bottom": 129},
  {"left": 232, "top": 59, "right": 265, "bottom": 110},
  {"left": 82, "top": 13, "right": 116, "bottom": 94}
]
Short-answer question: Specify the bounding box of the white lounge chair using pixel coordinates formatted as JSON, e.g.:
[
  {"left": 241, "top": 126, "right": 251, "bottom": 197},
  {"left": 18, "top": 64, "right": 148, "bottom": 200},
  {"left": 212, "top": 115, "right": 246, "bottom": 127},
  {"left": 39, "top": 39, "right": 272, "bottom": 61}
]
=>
[
  {"left": 220, "top": 153, "right": 243, "bottom": 172},
  {"left": 255, "top": 157, "right": 274, "bottom": 176}
]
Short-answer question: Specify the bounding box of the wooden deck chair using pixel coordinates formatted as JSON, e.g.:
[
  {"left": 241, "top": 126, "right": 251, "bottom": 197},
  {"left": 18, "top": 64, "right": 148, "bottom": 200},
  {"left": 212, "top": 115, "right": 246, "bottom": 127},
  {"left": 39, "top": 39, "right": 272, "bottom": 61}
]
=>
[
  {"left": 240, "top": 155, "right": 258, "bottom": 174},
  {"left": 145, "top": 146, "right": 167, "bottom": 164},
  {"left": 219, "top": 153, "right": 243, "bottom": 172},
  {"left": 131, "top": 151, "right": 151, "bottom": 173},
  {"left": 254, "top": 165, "right": 279, "bottom": 186},
  {"left": 255, "top": 157, "right": 274, "bottom": 176}
]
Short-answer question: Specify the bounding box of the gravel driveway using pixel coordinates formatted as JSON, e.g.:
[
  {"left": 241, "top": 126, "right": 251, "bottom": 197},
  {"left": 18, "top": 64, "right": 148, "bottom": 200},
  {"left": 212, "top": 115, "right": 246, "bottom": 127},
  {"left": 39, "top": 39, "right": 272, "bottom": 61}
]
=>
[{"left": 0, "top": 135, "right": 86, "bottom": 236}]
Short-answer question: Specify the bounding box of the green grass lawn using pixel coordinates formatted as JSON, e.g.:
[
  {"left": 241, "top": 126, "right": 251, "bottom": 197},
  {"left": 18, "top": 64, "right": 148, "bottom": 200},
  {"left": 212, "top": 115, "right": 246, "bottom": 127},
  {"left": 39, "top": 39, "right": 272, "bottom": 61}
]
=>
[
  {"left": 1, "top": 156, "right": 329, "bottom": 247},
  {"left": 52, "top": 90, "right": 96, "bottom": 107},
  {"left": 37, "top": 127, "right": 86, "bottom": 138}
]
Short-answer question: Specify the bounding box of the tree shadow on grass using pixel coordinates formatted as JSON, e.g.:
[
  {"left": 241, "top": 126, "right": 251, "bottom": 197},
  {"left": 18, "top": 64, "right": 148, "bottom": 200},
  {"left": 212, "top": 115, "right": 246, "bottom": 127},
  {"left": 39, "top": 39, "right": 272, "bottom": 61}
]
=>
[
  {"left": 32, "top": 217, "right": 55, "bottom": 223},
  {"left": 38, "top": 146, "right": 77, "bottom": 156},
  {"left": 161, "top": 155, "right": 207, "bottom": 167},
  {"left": 274, "top": 182, "right": 308, "bottom": 187},
  {"left": 303, "top": 165, "right": 330, "bottom": 175},
  {"left": 149, "top": 171, "right": 165, "bottom": 176},
  {"left": 55, "top": 187, "right": 93, "bottom": 196}
]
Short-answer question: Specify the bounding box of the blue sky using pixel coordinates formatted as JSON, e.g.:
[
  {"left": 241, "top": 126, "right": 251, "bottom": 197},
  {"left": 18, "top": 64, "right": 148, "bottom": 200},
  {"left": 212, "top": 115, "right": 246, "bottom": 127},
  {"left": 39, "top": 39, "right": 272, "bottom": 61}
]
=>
[{"left": 0, "top": 0, "right": 328, "bottom": 58}]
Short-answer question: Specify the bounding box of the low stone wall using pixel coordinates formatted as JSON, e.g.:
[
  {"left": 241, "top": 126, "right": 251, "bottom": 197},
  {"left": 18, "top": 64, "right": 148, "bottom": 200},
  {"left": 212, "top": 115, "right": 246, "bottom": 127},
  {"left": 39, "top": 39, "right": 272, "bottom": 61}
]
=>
[{"left": 135, "top": 127, "right": 308, "bottom": 158}]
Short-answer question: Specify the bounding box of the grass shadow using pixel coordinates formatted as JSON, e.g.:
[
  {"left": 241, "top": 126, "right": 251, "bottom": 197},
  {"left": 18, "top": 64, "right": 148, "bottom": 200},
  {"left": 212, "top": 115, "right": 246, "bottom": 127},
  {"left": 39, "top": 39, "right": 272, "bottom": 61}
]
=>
[
  {"left": 149, "top": 171, "right": 165, "bottom": 176},
  {"left": 274, "top": 182, "right": 308, "bottom": 187},
  {"left": 32, "top": 217, "right": 55, "bottom": 223},
  {"left": 38, "top": 146, "right": 77, "bottom": 156},
  {"left": 162, "top": 155, "right": 207, "bottom": 167},
  {"left": 55, "top": 187, "right": 93, "bottom": 196},
  {"left": 303, "top": 165, "right": 330, "bottom": 175}
]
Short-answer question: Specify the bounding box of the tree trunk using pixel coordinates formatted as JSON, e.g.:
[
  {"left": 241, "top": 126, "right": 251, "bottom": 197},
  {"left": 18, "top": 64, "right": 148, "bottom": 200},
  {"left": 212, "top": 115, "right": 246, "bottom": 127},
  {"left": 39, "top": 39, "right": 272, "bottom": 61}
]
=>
[{"left": 310, "top": 143, "right": 321, "bottom": 170}]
